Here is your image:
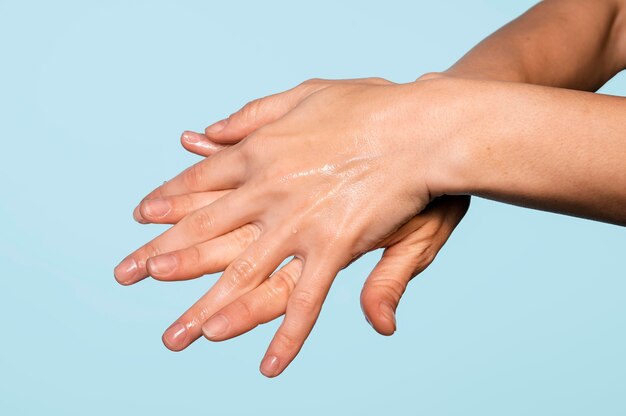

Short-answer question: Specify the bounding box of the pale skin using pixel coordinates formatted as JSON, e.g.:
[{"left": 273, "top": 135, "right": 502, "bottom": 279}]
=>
[{"left": 115, "top": 0, "right": 626, "bottom": 377}]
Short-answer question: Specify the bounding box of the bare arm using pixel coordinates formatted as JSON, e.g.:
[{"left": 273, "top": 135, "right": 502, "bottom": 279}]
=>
[
  {"left": 116, "top": 1, "right": 626, "bottom": 379},
  {"left": 427, "top": 77, "right": 626, "bottom": 225},
  {"left": 442, "top": 0, "right": 626, "bottom": 90},
  {"left": 423, "top": 0, "right": 626, "bottom": 225}
]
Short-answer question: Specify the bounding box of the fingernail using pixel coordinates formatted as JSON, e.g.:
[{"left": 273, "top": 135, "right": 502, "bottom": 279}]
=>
[
  {"left": 142, "top": 199, "right": 171, "bottom": 218},
  {"left": 202, "top": 314, "right": 229, "bottom": 340},
  {"left": 260, "top": 355, "right": 280, "bottom": 377},
  {"left": 380, "top": 302, "right": 396, "bottom": 327},
  {"left": 182, "top": 131, "right": 202, "bottom": 144},
  {"left": 205, "top": 118, "right": 228, "bottom": 134},
  {"left": 147, "top": 254, "right": 177, "bottom": 277},
  {"left": 114, "top": 257, "right": 138, "bottom": 285},
  {"left": 360, "top": 302, "right": 372, "bottom": 327},
  {"left": 162, "top": 322, "right": 188, "bottom": 351}
]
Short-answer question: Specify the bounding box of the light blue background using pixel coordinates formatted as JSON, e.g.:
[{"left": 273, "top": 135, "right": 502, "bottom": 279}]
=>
[{"left": 1, "top": 1, "right": 625, "bottom": 415}]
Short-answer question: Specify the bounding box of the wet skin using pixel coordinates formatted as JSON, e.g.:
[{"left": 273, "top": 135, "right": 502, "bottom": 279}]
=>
[{"left": 116, "top": 0, "right": 626, "bottom": 377}]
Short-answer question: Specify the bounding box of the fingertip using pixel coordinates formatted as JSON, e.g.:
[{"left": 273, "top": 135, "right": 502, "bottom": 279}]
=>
[
  {"left": 139, "top": 199, "right": 172, "bottom": 221},
  {"left": 361, "top": 296, "right": 397, "bottom": 336},
  {"left": 114, "top": 257, "right": 138, "bottom": 286},
  {"left": 366, "top": 312, "right": 396, "bottom": 336},
  {"left": 162, "top": 322, "right": 188, "bottom": 352},
  {"left": 380, "top": 302, "right": 396, "bottom": 326},
  {"left": 181, "top": 130, "right": 202, "bottom": 145},
  {"left": 133, "top": 205, "right": 147, "bottom": 224},
  {"left": 181, "top": 130, "right": 227, "bottom": 157},
  {"left": 377, "top": 302, "right": 397, "bottom": 336},
  {"left": 114, "top": 274, "right": 134, "bottom": 286},
  {"left": 260, "top": 355, "right": 281, "bottom": 378}
]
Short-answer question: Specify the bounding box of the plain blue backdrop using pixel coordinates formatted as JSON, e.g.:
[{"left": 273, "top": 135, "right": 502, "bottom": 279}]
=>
[{"left": 1, "top": 1, "right": 625, "bottom": 415}]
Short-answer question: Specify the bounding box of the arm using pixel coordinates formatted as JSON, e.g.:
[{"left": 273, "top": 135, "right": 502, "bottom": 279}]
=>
[
  {"left": 442, "top": 0, "right": 626, "bottom": 90},
  {"left": 170, "top": 0, "right": 626, "bottom": 347},
  {"left": 118, "top": 75, "right": 625, "bottom": 378},
  {"left": 427, "top": 77, "right": 626, "bottom": 225},
  {"left": 117, "top": 0, "right": 626, "bottom": 378},
  {"left": 428, "top": 0, "right": 626, "bottom": 223}
]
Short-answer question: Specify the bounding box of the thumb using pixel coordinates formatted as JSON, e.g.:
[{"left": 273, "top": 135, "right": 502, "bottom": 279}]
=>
[
  {"left": 204, "top": 80, "right": 327, "bottom": 143},
  {"left": 360, "top": 244, "right": 434, "bottom": 336}
]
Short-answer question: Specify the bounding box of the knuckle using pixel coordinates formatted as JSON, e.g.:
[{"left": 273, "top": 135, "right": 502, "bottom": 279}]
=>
[
  {"left": 182, "top": 164, "right": 204, "bottom": 190},
  {"left": 420, "top": 247, "right": 437, "bottom": 268},
  {"left": 417, "top": 71, "right": 446, "bottom": 81},
  {"left": 189, "top": 209, "right": 215, "bottom": 237},
  {"left": 230, "top": 298, "right": 254, "bottom": 322},
  {"left": 300, "top": 77, "right": 324, "bottom": 87},
  {"left": 404, "top": 239, "right": 439, "bottom": 271},
  {"left": 237, "top": 132, "right": 268, "bottom": 164},
  {"left": 237, "top": 135, "right": 259, "bottom": 160},
  {"left": 239, "top": 98, "right": 263, "bottom": 123},
  {"left": 288, "top": 289, "right": 318, "bottom": 313},
  {"left": 273, "top": 330, "right": 299, "bottom": 351},
  {"left": 232, "top": 223, "right": 262, "bottom": 248},
  {"left": 185, "top": 244, "right": 201, "bottom": 266},
  {"left": 364, "top": 76, "right": 392, "bottom": 85},
  {"left": 237, "top": 135, "right": 272, "bottom": 178},
  {"left": 297, "top": 78, "right": 330, "bottom": 95},
  {"left": 226, "top": 257, "right": 257, "bottom": 288},
  {"left": 180, "top": 194, "right": 195, "bottom": 213},
  {"left": 406, "top": 251, "right": 436, "bottom": 277},
  {"left": 142, "top": 242, "right": 161, "bottom": 261},
  {"left": 390, "top": 226, "right": 442, "bottom": 268},
  {"left": 269, "top": 269, "right": 297, "bottom": 298}
]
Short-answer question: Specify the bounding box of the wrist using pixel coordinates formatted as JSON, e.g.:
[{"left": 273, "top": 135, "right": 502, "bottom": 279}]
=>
[{"left": 405, "top": 76, "right": 477, "bottom": 200}]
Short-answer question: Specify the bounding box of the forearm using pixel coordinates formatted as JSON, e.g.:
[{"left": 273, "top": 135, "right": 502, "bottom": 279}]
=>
[
  {"left": 443, "top": 0, "right": 626, "bottom": 90},
  {"left": 424, "top": 78, "right": 626, "bottom": 225}
]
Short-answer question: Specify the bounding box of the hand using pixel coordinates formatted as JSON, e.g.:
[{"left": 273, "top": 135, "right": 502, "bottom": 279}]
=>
[
  {"left": 171, "top": 129, "right": 469, "bottom": 339},
  {"left": 116, "top": 77, "right": 467, "bottom": 376},
  {"left": 139, "top": 76, "right": 468, "bottom": 335}
]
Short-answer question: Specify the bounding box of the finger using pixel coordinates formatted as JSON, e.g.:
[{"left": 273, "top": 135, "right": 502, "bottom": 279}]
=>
[
  {"left": 137, "top": 143, "right": 247, "bottom": 205},
  {"left": 146, "top": 223, "right": 261, "bottom": 281},
  {"left": 201, "top": 258, "right": 302, "bottom": 341},
  {"left": 185, "top": 79, "right": 391, "bottom": 157},
  {"left": 115, "top": 187, "right": 255, "bottom": 285},
  {"left": 168, "top": 79, "right": 394, "bottom": 208},
  {"left": 203, "top": 77, "right": 394, "bottom": 143},
  {"left": 134, "top": 190, "right": 230, "bottom": 224},
  {"left": 180, "top": 130, "right": 228, "bottom": 157},
  {"left": 160, "top": 233, "right": 293, "bottom": 351},
  {"left": 359, "top": 246, "right": 421, "bottom": 336},
  {"left": 361, "top": 195, "right": 471, "bottom": 335},
  {"left": 203, "top": 81, "right": 329, "bottom": 143},
  {"left": 259, "top": 255, "right": 340, "bottom": 378}
]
